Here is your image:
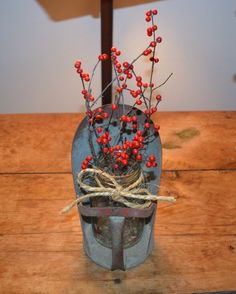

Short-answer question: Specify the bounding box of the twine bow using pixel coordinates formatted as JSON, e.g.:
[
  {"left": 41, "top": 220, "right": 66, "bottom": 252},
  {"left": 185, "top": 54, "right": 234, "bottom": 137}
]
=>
[{"left": 61, "top": 168, "right": 176, "bottom": 214}]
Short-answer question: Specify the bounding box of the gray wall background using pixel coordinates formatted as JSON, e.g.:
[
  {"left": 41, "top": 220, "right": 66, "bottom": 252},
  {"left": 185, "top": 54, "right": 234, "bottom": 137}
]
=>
[{"left": 0, "top": 0, "right": 235, "bottom": 114}]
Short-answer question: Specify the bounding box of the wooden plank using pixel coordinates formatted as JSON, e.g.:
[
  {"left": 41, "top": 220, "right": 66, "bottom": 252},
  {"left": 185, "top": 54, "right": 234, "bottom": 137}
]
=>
[
  {"left": 0, "top": 171, "right": 235, "bottom": 236},
  {"left": 0, "top": 113, "right": 82, "bottom": 173},
  {"left": 0, "top": 171, "right": 236, "bottom": 293},
  {"left": 0, "top": 112, "right": 235, "bottom": 173},
  {"left": 156, "top": 111, "right": 236, "bottom": 170},
  {"left": 0, "top": 235, "right": 235, "bottom": 294}
]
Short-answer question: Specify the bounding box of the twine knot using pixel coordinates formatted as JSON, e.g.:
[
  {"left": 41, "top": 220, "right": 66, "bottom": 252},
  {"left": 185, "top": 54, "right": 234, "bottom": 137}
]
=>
[{"left": 61, "top": 168, "right": 176, "bottom": 214}]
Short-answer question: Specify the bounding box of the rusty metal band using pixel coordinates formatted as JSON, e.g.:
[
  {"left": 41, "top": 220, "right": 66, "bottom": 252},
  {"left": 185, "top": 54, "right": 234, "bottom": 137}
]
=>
[{"left": 78, "top": 203, "right": 156, "bottom": 218}]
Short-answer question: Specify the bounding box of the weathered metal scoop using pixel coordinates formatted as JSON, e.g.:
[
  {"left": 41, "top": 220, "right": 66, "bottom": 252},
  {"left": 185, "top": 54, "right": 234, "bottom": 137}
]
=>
[{"left": 72, "top": 105, "right": 162, "bottom": 270}]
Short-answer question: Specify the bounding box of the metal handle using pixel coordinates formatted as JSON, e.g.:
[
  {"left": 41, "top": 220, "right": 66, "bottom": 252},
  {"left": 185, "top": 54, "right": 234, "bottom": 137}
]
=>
[{"left": 109, "top": 216, "right": 125, "bottom": 271}]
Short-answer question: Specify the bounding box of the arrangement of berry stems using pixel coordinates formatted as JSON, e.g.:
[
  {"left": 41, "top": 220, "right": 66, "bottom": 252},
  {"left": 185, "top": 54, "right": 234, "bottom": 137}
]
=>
[{"left": 74, "top": 9, "right": 172, "bottom": 176}]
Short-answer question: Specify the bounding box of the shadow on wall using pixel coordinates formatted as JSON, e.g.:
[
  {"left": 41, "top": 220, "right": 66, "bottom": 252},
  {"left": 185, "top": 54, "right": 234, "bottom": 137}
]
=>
[
  {"left": 36, "top": 0, "right": 158, "bottom": 21},
  {"left": 233, "top": 74, "right": 236, "bottom": 83}
]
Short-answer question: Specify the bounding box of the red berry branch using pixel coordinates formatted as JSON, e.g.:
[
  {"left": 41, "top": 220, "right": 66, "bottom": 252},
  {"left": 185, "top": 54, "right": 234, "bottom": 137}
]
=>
[{"left": 74, "top": 9, "right": 172, "bottom": 174}]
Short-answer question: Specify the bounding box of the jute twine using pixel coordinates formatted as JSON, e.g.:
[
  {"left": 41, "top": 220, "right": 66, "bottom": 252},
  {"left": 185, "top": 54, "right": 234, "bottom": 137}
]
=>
[{"left": 61, "top": 168, "right": 176, "bottom": 214}]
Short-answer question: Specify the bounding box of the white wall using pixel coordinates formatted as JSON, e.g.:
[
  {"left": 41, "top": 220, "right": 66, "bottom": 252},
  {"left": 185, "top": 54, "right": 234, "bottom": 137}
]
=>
[{"left": 0, "top": 0, "right": 235, "bottom": 114}]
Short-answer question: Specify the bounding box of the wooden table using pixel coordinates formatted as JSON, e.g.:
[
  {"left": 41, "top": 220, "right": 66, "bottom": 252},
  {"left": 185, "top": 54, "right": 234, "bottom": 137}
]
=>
[{"left": 0, "top": 112, "right": 236, "bottom": 294}]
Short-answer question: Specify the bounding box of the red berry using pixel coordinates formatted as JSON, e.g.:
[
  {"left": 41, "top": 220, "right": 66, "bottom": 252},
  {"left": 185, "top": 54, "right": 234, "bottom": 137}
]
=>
[
  {"left": 152, "top": 162, "right": 158, "bottom": 168},
  {"left": 152, "top": 25, "right": 157, "bottom": 31},
  {"left": 132, "top": 141, "right": 140, "bottom": 149},
  {"left": 152, "top": 9, "right": 158, "bottom": 15},
  {"left": 150, "top": 41, "right": 156, "bottom": 47},
  {"left": 103, "top": 112, "right": 109, "bottom": 119},
  {"left": 136, "top": 154, "right": 142, "bottom": 161},
  {"left": 149, "top": 154, "right": 156, "bottom": 162},
  {"left": 143, "top": 83, "right": 148, "bottom": 88},
  {"left": 116, "top": 62, "right": 121, "bottom": 69},
  {"left": 137, "top": 82, "right": 142, "bottom": 87},
  {"left": 132, "top": 116, "right": 137, "bottom": 122},
  {"left": 146, "top": 16, "right": 151, "bottom": 22},
  {"left": 101, "top": 138, "right": 108, "bottom": 145},
  {"left": 116, "top": 157, "right": 122, "bottom": 162},
  {"left": 156, "top": 36, "right": 162, "bottom": 43},
  {"left": 96, "top": 138, "right": 102, "bottom": 144},
  {"left": 74, "top": 60, "right": 81, "bottom": 68},
  {"left": 81, "top": 164, "right": 87, "bottom": 170},
  {"left": 103, "top": 147, "right": 109, "bottom": 154},
  {"left": 132, "top": 149, "right": 139, "bottom": 155},
  {"left": 122, "top": 83, "right": 127, "bottom": 89},
  {"left": 132, "top": 124, "right": 137, "bottom": 129},
  {"left": 117, "top": 87, "right": 123, "bottom": 93},
  {"left": 115, "top": 145, "right": 121, "bottom": 150},
  {"left": 95, "top": 114, "right": 102, "bottom": 120},
  {"left": 116, "top": 50, "right": 121, "bottom": 56},
  {"left": 127, "top": 73, "right": 132, "bottom": 79},
  {"left": 144, "top": 122, "right": 150, "bottom": 129},
  {"left": 121, "top": 115, "right": 127, "bottom": 122},
  {"left": 84, "top": 76, "right": 90, "bottom": 82},
  {"left": 136, "top": 99, "right": 142, "bottom": 105},
  {"left": 82, "top": 89, "right": 87, "bottom": 95},
  {"left": 102, "top": 53, "right": 109, "bottom": 60},
  {"left": 114, "top": 164, "right": 119, "bottom": 169},
  {"left": 123, "top": 61, "right": 129, "bottom": 68},
  {"left": 109, "top": 147, "right": 114, "bottom": 153},
  {"left": 111, "top": 47, "right": 116, "bottom": 52},
  {"left": 151, "top": 106, "right": 157, "bottom": 113},
  {"left": 131, "top": 91, "right": 138, "bottom": 98},
  {"left": 83, "top": 160, "right": 88, "bottom": 165},
  {"left": 138, "top": 136, "right": 144, "bottom": 143},
  {"left": 86, "top": 155, "right": 92, "bottom": 161},
  {"left": 154, "top": 58, "right": 159, "bottom": 63},
  {"left": 146, "top": 161, "right": 152, "bottom": 168},
  {"left": 154, "top": 123, "right": 160, "bottom": 131},
  {"left": 156, "top": 94, "right": 162, "bottom": 101},
  {"left": 137, "top": 130, "right": 142, "bottom": 136},
  {"left": 97, "top": 107, "right": 103, "bottom": 113},
  {"left": 126, "top": 141, "right": 131, "bottom": 148},
  {"left": 146, "top": 10, "right": 151, "bottom": 16},
  {"left": 147, "top": 27, "right": 153, "bottom": 35},
  {"left": 126, "top": 116, "right": 132, "bottom": 123},
  {"left": 111, "top": 104, "right": 118, "bottom": 111},
  {"left": 96, "top": 128, "right": 102, "bottom": 136},
  {"left": 119, "top": 76, "right": 124, "bottom": 81},
  {"left": 122, "top": 159, "right": 128, "bottom": 166}
]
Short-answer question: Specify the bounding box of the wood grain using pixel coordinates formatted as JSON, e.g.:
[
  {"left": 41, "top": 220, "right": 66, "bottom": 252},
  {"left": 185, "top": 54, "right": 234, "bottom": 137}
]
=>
[
  {"left": 1, "top": 112, "right": 235, "bottom": 173},
  {"left": 0, "top": 171, "right": 235, "bottom": 236},
  {"left": 0, "top": 112, "right": 236, "bottom": 294},
  {"left": 0, "top": 235, "right": 235, "bottom": 294},
  {"left": 0, "top": 171, "right": 236, "bottom": 293}
]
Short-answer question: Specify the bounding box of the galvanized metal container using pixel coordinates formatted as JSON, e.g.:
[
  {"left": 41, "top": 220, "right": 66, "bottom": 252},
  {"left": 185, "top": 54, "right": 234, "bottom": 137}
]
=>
[{"left": 72, "top": 105, "right": 162, "bottom": 270}]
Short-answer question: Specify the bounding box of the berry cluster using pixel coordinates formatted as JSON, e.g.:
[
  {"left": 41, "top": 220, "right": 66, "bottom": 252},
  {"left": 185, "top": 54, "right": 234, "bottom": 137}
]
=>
[
  {"left": 146, "top": 154, "right": 158, "bottom": 168},
  {"left": 74, "top": 61, "right": 90, "bottom": 82},
  {"left": 75, "top": 9, "right": 172, "bottom": 174},
  {"left": 81, "top": 155, "right": 93, "bottom": 170}
]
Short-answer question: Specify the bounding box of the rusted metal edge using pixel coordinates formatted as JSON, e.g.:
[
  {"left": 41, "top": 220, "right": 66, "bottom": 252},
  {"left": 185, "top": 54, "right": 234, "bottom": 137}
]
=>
[{"left": 78, "top": 203, "right": 156, "bottom": 218}]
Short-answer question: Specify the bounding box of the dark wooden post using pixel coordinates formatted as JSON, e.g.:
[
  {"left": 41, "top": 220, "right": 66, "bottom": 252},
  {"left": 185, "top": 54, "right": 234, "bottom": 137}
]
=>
[{"left": 100, "top": 0, "right": 113, "bottom": 105}]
